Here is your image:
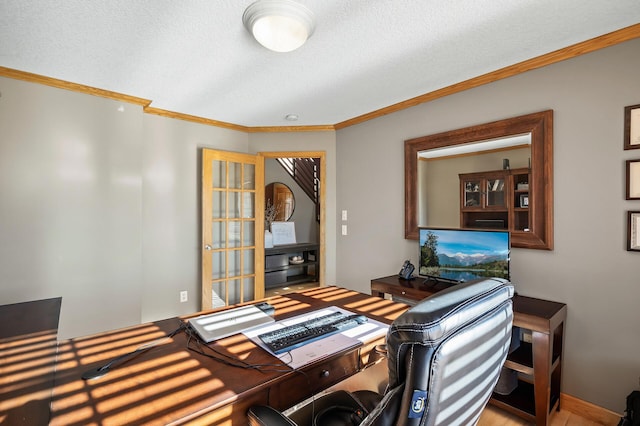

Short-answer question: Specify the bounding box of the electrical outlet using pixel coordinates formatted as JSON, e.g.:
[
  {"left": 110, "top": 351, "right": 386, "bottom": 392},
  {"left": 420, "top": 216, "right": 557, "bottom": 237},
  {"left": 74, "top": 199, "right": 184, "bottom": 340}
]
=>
[
  {"left": 180, "top": 291, "right": 188, "bottom": 303},
  {"left": 341, "top": 210, "right": 348, "bottom": 221},
  {"left": 341, "top": 224, "right": 348, "bottom": 235}
]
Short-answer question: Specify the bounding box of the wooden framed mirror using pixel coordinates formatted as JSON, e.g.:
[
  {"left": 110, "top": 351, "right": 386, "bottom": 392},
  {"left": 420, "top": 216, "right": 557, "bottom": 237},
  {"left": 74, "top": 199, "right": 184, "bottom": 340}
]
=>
[{"left": 405, "top": 110, "right": 553, "bottom": 250}]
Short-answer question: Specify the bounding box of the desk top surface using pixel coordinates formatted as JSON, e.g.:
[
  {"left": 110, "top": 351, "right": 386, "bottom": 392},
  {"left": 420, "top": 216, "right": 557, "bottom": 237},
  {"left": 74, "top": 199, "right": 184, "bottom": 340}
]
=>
[
  {"left": 0, "top": 298, "right": 62, "bottom": 425},
  {"left": 49, "top": 286, "right": 407, "bottom": 426},
  {"left": 371, "top": 275, "right": 567, "bottom": 332}
]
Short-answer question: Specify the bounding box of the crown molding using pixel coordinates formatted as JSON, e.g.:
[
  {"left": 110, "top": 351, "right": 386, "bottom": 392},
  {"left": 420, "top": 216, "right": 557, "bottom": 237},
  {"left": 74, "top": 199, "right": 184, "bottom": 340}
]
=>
[
  {"left": 334, "top": 23, "right": 640, "bottom": 129},
  {"left": 0, "top": 66, "right": 151, "bottom": 106},
  {"left": 144, "top": 106, "right": 250, "bottom": 132}
]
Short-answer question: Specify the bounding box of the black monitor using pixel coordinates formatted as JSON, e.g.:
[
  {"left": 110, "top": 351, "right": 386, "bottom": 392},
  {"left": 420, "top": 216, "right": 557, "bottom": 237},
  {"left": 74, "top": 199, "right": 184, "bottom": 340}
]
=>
[{"left": 418, "top": 227, "right": 510, "bottom": 283}]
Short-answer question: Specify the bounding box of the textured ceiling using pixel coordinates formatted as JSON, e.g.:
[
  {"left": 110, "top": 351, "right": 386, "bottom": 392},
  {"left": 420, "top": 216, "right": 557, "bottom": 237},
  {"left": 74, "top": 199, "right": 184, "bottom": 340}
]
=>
[{"left": 1, "top": 1, "right": 639, "bottom": 128}]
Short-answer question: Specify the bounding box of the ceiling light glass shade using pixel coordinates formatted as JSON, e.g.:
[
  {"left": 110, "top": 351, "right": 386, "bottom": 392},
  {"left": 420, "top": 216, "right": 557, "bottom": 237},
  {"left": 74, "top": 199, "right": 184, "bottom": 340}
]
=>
[{"left": 243, "top": 0, "right": 315, "bottom": 53}]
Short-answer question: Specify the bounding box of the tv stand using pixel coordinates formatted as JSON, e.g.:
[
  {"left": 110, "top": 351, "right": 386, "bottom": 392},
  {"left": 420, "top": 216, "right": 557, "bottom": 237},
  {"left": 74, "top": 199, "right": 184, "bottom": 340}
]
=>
[{"left": 371, "top": 275, "right": 566, "bottom": 426}]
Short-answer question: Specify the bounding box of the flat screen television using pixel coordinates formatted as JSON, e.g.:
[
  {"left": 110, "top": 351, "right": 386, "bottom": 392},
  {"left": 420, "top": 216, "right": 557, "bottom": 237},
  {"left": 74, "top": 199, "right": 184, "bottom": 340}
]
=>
[{"left": 418, "top": 227, "right": 510, "bottom": 283}]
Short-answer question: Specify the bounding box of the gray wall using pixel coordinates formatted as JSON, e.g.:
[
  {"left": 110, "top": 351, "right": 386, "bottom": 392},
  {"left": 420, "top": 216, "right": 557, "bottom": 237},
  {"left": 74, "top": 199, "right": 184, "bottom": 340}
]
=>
[
  {"left": 0, "top": 77, "right": 337, "bottom": 340},
  {"left": 0, "top": 76, "right": 251, "bottom": 339},
  {"left": 336, "top": 38, "right": 640, "bottom": 412}
]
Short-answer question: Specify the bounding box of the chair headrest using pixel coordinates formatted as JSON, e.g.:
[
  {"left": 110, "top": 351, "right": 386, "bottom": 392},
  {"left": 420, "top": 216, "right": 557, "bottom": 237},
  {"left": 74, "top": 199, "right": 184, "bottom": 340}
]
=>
[{"left": 388, "top": 278, "right": 514, "bottom": 345}]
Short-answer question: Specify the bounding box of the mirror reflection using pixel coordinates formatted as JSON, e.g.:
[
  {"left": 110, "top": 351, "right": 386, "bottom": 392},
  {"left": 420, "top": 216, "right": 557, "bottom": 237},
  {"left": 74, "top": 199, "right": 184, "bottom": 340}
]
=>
[
  {"left": 419, "top": 135, "right": 530, "bottom": 228},
  {"left": 265, "top": 182, "right": 295, "bottom": 222}
]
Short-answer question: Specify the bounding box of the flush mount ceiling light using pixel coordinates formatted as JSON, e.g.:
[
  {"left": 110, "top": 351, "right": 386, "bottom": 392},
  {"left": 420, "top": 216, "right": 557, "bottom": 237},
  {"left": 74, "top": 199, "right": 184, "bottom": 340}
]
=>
[{"left": 243, "top": 0, "right": 315, "bottom": 53}]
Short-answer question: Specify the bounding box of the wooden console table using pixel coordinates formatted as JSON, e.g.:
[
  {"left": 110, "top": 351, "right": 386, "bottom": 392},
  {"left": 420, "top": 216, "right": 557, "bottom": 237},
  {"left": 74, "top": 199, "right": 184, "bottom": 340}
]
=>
[
  {"left": 371, "top": 275, "right": 567, "bottom": 426},
  {"left": 265, "top": 243, "right": 319, "bottom": 288}
]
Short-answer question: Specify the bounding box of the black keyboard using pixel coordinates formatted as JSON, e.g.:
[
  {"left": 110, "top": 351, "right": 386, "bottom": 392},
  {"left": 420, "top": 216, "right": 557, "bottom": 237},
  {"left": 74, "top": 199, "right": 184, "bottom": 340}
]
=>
[{"left": 258, "top": 312, "right": 368, "bottom": 354}]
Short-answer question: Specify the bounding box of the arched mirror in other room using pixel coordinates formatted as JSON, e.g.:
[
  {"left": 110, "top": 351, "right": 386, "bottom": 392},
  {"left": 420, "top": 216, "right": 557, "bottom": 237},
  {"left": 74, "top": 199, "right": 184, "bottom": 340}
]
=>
[{"left": 265, "top": 182, "right": 295, "bottom": 223}]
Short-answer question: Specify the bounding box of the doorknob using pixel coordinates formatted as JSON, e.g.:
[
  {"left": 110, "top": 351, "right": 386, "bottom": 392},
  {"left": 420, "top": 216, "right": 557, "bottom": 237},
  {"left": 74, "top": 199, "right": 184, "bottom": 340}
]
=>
[{"left": 204, "top": 245, "right": 212, "bottom": 250}]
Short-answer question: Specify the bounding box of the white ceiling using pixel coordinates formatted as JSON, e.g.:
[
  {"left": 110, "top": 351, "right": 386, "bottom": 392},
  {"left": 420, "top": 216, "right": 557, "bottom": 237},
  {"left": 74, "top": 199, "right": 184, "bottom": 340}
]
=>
[{"left": 1, "top": 1, "right": 639, "bottom": 128}]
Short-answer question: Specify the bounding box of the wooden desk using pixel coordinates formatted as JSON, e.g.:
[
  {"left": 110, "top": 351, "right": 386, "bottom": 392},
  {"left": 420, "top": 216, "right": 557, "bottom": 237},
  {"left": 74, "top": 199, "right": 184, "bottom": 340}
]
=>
[
  {"left": 50, "top": 286, "right": 407, "bottom": 425},
  {"left": 371, "top": 275, "right": 567, "bottom": 426},
  {"left": 0, "top": 297, "right": 62, "bottom": 425}
]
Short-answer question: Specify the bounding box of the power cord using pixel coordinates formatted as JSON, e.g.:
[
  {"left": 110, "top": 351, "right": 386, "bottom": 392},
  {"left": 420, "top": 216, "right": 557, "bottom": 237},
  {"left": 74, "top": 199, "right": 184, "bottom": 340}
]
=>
[{"left": 81, "top": 322, "right": 187, "bottom": 380}]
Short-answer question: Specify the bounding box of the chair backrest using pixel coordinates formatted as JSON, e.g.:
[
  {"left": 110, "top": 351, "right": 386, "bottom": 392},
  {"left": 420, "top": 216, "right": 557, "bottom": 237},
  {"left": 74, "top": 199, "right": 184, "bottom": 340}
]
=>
[{"left": 364, "top": 278, "right": 514, "bottom": 426}]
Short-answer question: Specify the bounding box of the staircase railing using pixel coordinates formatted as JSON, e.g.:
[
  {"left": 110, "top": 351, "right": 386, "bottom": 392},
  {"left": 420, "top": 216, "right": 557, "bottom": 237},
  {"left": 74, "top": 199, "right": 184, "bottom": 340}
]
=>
[{"left": 276, "top": 157, "right": 320, "bottom": 222}]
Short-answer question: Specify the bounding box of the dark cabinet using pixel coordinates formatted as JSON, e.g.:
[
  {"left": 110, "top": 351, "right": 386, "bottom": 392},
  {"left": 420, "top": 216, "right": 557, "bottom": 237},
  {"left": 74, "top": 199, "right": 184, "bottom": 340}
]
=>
[
  {"left": 265, "top": 243, "right": 319, "bottom": 288},
  {"left": 459, "top": 168, "right": 531, "bottom": 232}
]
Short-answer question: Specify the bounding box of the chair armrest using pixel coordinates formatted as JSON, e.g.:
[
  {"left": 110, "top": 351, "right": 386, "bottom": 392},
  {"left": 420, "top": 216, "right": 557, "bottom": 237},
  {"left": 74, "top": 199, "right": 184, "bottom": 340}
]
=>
[{"left": 247, "top": 405, "right": 297, "bottom": 426}]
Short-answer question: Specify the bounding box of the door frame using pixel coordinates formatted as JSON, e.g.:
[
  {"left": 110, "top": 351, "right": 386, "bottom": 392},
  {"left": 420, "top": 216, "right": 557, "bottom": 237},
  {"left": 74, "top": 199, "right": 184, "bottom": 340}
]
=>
[{"left": 259, "top": 151, "right": 326, "bottom": 287}]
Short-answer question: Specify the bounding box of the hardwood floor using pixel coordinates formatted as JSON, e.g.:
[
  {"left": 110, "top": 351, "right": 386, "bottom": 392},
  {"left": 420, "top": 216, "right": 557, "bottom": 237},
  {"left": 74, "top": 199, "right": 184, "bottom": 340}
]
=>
[
  {"left": 264, "top": 282, "right": 319, "bottom": 298},
  {"left": 479, "top": 405, "right": 606, "bottom": 425}
]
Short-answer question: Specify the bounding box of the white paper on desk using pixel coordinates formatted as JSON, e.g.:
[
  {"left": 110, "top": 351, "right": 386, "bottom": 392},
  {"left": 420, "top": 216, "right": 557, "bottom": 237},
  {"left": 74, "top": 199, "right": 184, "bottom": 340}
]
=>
[{"left": 244, "top": 306, "right": 389, "bottom": 369}]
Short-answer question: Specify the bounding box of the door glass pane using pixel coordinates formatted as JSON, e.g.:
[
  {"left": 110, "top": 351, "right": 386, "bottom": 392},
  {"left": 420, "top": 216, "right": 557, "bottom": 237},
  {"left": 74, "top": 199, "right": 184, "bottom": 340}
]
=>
[
  {"left": 244, "top": 164, "right": 255, "bottom": 190},
  {"left": 212, "top": 252, "right": 225, "bottom": 279},
  {"left": 228, "top": 250, "right": 241, "bottom": 278},
  {"left": 229, "top": 192, "right": 241, "bottom": 218},
  {"left": 486, "top": 178, "right": 505, "bottom": 207},
  {"left": 228, "top": 279, "right": 241, "bottom": 305},
  {"left": 212, "top": 160, "right": 226, "bottom": 189},
  {"left": 243, "top": 192, "right": 255, "bottom": 219},
  {"left": 243, "top": 221, "right": 255, "bottom": 247},
  {"left": 229, "top": 162, "right": 242, "bottom": 189},
  {"left": 228, "top": 221, "right": 241, "bottom": 248},
  {"left": 212, "top": 191, "right": 225, "bottom": 219},
  {"left": 243, "top": 277, "right": 255, "bottom": 300},
  {"left": 243, "top": 249, "right": 255, "bottom": 274},
  {"left": 212, "top": 222, "right": 225, "bottom": 249},
  {"left": 463, "top": 180, "right": 481, "bottom": 207},
  {"left": 212, "top": 282, "right": 226, "bottom": 307}
]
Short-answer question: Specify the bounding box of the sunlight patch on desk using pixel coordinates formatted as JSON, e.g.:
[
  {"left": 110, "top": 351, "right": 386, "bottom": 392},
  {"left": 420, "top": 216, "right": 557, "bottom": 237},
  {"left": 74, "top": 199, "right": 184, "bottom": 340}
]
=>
[
  {"left": 52, "top": 405, "right": 96, "bottom": 425},
  {"left": 217, "top": 333, "right": 265, "bottom": 357},
  {"left": 268, "top": 299, "right": 312, "bottom": 316},
  {"left": 344, "top": 297, "right": 408, "bottom": 320},
  {"left": 51, "top": 341, "right": 80, "bottom": 371},
  {"left": 309, "top": 287, "right": 361, "bottom": 302},
  {"left": 73, "top": 323, "right": 164, "bottom": 348},
  {"left": 74, "top": 324, "right": 168, "bottom": 362},
  {"left": 1, "top": 332, "right": 70, "bottom": 417},
  {"left": 1, "top": 338, "right": 58, "bottom": 381},
  {"left": 95, "top": 361, "right": 221, "bottom": 416}
]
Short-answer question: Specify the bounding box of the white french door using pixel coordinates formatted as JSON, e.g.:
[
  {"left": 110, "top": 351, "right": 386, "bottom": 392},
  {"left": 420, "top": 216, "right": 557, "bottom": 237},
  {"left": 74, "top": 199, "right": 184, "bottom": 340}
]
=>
[{"left": 201, "top": 149, "right": 264, "bottom": 310}]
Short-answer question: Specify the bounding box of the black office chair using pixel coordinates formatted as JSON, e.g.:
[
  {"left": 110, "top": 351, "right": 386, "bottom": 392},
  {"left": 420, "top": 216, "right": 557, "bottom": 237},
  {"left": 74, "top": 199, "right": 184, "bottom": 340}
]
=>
[{"left": 247, "top": 278, "right": 514, "bottom": 426}]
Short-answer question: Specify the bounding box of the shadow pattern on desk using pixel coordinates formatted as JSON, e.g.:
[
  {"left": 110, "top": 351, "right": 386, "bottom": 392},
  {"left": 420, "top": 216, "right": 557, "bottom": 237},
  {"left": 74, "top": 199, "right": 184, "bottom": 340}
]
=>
[
  {"left": 50, "top": 318, "right": 286, "bottom": 426},
  {"left": 0, "top": 298, "right": 61, "bottom": 425},
  {"left": 48, "top": 287, "right": 408, "bottom": 425}
]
